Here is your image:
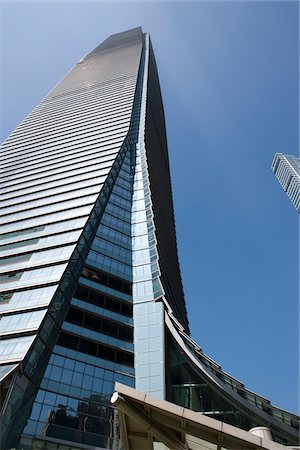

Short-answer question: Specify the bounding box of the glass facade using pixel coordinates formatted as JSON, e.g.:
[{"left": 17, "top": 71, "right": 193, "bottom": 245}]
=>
[
  {"left": 271, "top": 153, "right": 300, "bottom": 212},
  {"left": 0, "top": 27, "right": 298, "bottom": 450},
  {"left": 0, "top": 28, "right": 143, "bottom": 449},
  {"left": 21, "top": 156, "right": 136, "bottom": 448}
]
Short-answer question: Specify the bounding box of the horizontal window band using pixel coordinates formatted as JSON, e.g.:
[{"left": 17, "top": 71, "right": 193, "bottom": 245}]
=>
[
  {"left": 0, "top": 157, "right": 113, "bottom": 191},
  {"left": 0, "top": 274, "right": 66, "bottom": 293},
  {"left": 43, "top": 70, "right": 138, "bottom": 102},
  {"left": 1, "top": 123, "right": 128, "bottom": 166},
  {"left": 93, "top": 231, "right": 131, "bottom": 252},
  {"left": 0, "top": 160, "right": 112, "bottom": 200},
  {"left": 0, "top": 194, "right": 98, "bottom": 226},
  {"left": 1, "top": 174, "right": 107, "bottom": 209},
  {"left": 1, "top": 132, "right": 125, "bottom": 183},
  {"left": 1, "top": 185, "right": 103, "bottom": 218},
  {"left": 84, "top": 259, "right": 132, "bottom": 285},
  {"left": 0, "top": 139, "right": 123, "bottom": 181},
  {"left": 1, "top": 131, "right": 125, "bottom": 174},
  {"left": 0, "top": 257, "right": 70, "bottom": 276},
  {"left": 10, "top": 87, "right": 133, "bottom": 124},
  {"left": 2, "top": 106, "right": 130, "bottom": 156},
  {"left": 91, "top": 230, "right": 132, "bottom": 253},
  {"left": 62, "top": 321, "right": 133, "bottom": 352},
  {"left": 1, "top": 118, "right": 130, "bottom": 164},
  {"left": 75, "top": 283, "right": 132, "bottom": 315},
  {"left": 0, "top": 238, "right": 40, "bottom": 253},
  {"left": 0, "top": 225, "right": 46, "bottom": 242},
  {"left": 98, "top": 219, "right": 131, "bottom": 239},
  {"left": 81, "top": 266, "right": 132, "bottom": 296},
  {"left": 56, "top": 331, "right": 134, "bottom": 367},
  {"left": 87, "top": 248, "right": 132, "bottom": 273},
  {"left": 0, "top": 237, "right": 79, "bottom": 261},
  {"left": 0, "top": 208, "right": 90, "bottom": 237},
  {"left": 0, "top": 173, "right": 108, "bottom": 206},
  {"left": 2, "top": 92, "right": 134, "bottom": 149},
  {"left": 1, "top": 152, "right": 115, "bottom": 187},
  {"left": 53, "top": 344, "right": 135, "bottom": 377},
  {"left": 42, "top": 72, "right": 137, "bottom": 106},
  {"left": 65, "top": 305, "right": 133, "bottom": 341},
  {"left": 0, "top": 304, "right": 49, "bottom": 317},
  {"left": 1, "top": 102, "right": 131, "bottom": 160},
  {"left": 0, "top": 219, "right": 84, "bottom": 245},
  {"left": 11, "top": 80, "right": 134, "bottom": 122},
  {"left": 0, "top": 329, "right": 39, "bottom": 340},
  {"left": 0, "top": 241, "right": 77, "bottom": 264},
  {"left": 1, "top": 133, "right": 124, "bottom": 182},
  {"left": 0, "top": 253, "right": 32, "bottom": 266},
  {"left": 1, "top": 130, "right": 126, "bottom": 176},
  {"left": 97, "top": 222, "right": 131, "bottom": 239},
  {"left": 101, "top": 212, "right": 131, "bottom": 228},
  {"left": 71, "top": 297, "right": 132, "bottom": 326},
  {"left": 1, "top": 105, "right": 130, "bottom": 149},
  {"left": 0, "top": 280, "right": 59, "bottom": 295},
  {"left": 101, "top": 213, "right": 131, "bottom": 232}
]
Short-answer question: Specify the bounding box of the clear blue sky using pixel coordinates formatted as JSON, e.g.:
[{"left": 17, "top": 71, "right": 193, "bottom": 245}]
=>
[{"left": 1, "top": 1, "right": 299, "bottom": 414}]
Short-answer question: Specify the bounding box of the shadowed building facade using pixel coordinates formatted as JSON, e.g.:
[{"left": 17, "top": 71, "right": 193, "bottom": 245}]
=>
[{"left": 0, "top": 28, "right": 298, "bottom": 449}]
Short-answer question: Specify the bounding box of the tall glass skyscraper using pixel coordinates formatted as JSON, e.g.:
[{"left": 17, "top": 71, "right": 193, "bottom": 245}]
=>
[
  {"left": 271, "top": 153, "right": 300, "bottom": 212},
  {"left": 0, "top": 28, "right": 298, "bottom": 449}
]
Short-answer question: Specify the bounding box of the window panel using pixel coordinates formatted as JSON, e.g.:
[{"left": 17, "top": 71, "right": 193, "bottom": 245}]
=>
[
  {"left": 1, "top": 194, "right": 98, "bottom": 226},
  {"left": 71, "top": 298, "right": 132, "bottom": 326},
  {"left": 0, "top": 205, "right": 91, "bottom": 235},
  {"left": 0, "top": 263, "right": 67, "bottom": 291},
  {"left": 1, "top": 125, "right": 128, "bottom": 171},
  {"left": 0, "top": 285, "right": 57, "bottom": 313},
  {"left": 1, "top": 113, "right": 130, "bottom": 160},
  {"left": 0, "top": 244, "right": 75, "bottom": 273},
  {"left": 0, "top": 225, "right": 45, "bottom": 242},
  {"left": 2, "top": 184, "right": 103, "bottom": 216},
  {"left": 96, "top": 224, "right": 131, "bottom": 246},
  {"left": 74, "top": 284, "right": 132, "bottom": 317},
  {"left": 0, "top": 335, "right": 36, "bottom": 361},
  {"left": 1, "top": 100, "right": 131, "bottom": 160},
  {"left": 1, "top": 159, "right": 111, "bottom": 194},
  {"left": 0, "top": 218, "right": 86, "bottom": 247},
  {"left": 101, "top": 213, "right": 131, "bottom": 234},
  {"left": 1, "top": 153, "right": 116, "bottom": 203},
  {"left": 0, "top": 238, "right": 40, "bottom": 253},
  {"left": 0, "top": 230, "right": 81, "bottom": 258},
  {"left": 2, "top": 148, "right": 118, "bottom": 185},
  {"left": 2, "top": 138, "right": 119, "bottom": 171},
  {"left": 0, "top": 253, "right": 32, "bottom": 267},
  {"left": 1, "top": 154, "right": 114, "bottom": 189},
  {"left": 1, "top": 171, "right": 107, "bottom": 203},
  {"left": 12, "top": 85, "right": 134, "bottom": 131},
  {"left": 0, "top": 310, "right": 46, "bottom": 334},
  {"left": 86, "top": 253, "right": 131, "bottom": 281}
]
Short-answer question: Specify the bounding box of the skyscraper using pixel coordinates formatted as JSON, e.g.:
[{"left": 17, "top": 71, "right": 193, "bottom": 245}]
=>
[
  {"left": 0, "top": 28, "right": 298, "bottom": 449},
  {"left": 271, "top": 153, "right": 300, "bottom": 212}
]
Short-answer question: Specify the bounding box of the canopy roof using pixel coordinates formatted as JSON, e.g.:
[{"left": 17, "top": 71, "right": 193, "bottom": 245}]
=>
[{"left": 111, "top": 383, "right": 292, "bottom": 450}]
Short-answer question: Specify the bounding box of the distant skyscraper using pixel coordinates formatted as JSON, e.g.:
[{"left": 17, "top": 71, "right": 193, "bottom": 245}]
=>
[
  {"left": 271, "top": 153, "right": 300, "bottom": 212},
  {"left": 0, "top": 29, "right": 299, "bottom": 449}
]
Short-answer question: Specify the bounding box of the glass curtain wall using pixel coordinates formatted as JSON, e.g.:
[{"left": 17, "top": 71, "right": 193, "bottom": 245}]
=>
[{"left": 20, "top": 153, "right": 136, "bottom": 449}]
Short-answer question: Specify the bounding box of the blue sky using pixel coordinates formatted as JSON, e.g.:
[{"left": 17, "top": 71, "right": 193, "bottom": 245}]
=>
[{"left": 1, "top": 1, "right": 299, "bottom": 413}]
